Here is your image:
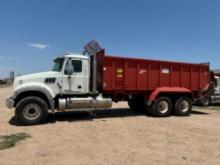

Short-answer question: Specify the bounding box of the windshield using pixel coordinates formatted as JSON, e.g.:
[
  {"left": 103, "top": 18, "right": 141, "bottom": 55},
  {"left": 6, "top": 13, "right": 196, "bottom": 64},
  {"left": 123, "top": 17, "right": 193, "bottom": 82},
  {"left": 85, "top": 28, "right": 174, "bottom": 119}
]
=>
[{"left": 52, "top": 58, "right": 64, "bottom": 72}]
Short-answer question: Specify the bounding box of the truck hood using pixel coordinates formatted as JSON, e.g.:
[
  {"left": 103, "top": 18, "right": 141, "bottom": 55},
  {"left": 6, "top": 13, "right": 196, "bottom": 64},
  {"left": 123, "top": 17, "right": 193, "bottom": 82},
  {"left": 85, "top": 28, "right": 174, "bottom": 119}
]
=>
[
  {"left": 17, "top": 71, "right": 60, "bottom": 80},
  {"left": 13, "top": 71, "right": 60, "bottom": 89}
]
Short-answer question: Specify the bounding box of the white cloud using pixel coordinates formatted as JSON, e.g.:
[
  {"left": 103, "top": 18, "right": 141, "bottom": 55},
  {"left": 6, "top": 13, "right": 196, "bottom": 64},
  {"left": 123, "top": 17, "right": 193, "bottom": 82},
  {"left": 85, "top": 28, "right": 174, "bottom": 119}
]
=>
[
  {"left": 0, "top": 56, "right": 17, "bottom": 60},
  {"left": 28, "top": 43, "right": 51, "bottom": 50}
]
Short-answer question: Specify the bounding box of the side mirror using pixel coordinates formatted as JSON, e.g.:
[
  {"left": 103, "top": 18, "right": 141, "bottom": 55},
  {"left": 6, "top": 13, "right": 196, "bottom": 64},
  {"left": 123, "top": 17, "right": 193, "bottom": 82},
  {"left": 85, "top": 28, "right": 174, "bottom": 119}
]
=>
[
  {"left": 67, "top": 69, "right": 74, "bottom": 75},
  {"left": 66, "top": 59, "right": 74, "bottom": 75}
]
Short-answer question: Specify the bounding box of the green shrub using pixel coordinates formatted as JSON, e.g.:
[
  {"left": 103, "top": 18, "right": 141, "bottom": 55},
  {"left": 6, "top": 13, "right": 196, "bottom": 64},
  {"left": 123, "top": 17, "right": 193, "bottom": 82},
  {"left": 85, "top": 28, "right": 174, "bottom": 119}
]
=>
[{"left": 0, "top": 133, "right": 31, "bottom": 150}]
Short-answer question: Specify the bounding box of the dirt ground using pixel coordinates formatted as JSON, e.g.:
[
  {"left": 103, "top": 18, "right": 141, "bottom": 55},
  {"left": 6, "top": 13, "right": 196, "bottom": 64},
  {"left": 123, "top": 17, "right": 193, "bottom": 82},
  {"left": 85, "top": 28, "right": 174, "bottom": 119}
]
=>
[{"left": 0, "top": 86, "right": 220, "bottom": 165}]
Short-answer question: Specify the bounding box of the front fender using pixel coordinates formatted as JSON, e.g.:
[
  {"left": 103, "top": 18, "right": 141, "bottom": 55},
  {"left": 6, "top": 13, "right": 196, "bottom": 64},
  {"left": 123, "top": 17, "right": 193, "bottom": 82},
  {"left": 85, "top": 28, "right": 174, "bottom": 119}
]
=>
[{"left": 13, "top": 82, "right": 55, "bottom": 110}]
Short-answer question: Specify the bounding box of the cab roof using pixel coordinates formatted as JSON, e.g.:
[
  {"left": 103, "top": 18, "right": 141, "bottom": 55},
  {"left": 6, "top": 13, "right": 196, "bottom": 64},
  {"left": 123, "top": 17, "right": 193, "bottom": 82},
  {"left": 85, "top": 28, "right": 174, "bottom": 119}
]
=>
[{"left": 58, "top": 53, "right": 89, "bottom": 60}]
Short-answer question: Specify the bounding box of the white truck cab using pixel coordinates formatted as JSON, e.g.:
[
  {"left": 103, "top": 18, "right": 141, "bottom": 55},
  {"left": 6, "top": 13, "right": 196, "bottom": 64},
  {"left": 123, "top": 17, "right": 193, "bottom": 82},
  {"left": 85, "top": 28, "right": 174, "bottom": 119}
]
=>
[
  {"left": 6, "top": 41, "right": 112, "bottom": 125},
  {"left": 13, "top": 53, "right": 90, "bottom": 97}
]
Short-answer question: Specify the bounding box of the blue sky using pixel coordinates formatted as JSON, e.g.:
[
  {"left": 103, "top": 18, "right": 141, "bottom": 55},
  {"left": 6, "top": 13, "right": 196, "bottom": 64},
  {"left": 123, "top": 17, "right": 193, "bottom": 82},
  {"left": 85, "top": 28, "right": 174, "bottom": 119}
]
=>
[{"left": 0, "top": 0, "right": 219, "bottom": 78}]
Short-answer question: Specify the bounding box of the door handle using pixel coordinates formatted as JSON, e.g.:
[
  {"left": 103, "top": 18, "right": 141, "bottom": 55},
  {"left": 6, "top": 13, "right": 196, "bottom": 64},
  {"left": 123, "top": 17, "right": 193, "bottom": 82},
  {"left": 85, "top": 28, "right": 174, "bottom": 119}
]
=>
[{"left": 78, "top": 85, "right": 82, "bottom": 89}]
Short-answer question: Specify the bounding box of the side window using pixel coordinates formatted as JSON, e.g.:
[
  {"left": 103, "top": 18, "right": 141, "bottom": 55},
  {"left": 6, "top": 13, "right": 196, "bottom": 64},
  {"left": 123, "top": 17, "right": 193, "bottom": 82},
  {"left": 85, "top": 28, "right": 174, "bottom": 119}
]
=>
[
  {"left": 64, "top": 59, "right": 82, "bottom": 74},
  {"left": 72, "top": 60, "right": 82, "bottom": 72}
]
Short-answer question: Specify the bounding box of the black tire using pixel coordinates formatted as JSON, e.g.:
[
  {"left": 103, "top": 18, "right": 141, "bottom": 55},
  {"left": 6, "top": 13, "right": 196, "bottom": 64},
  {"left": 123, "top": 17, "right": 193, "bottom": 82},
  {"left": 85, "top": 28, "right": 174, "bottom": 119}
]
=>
[
  {"left": 128, "top": 100, "right": 135, "bottom": 110},
  {"left": 174, "top": 97, "right": 192, "bottom": 116},
  {"left": 200, "top": 96, "right": 211, "bottom": 107},
  {"left": 15, "top": 96, "right": 48, "bottom": 125},
  {"left": 150, "top": 97, "right": 172, "bottom": 117},
  {"left": 128, "top": 96, "right": 145, "bottom": 112}
]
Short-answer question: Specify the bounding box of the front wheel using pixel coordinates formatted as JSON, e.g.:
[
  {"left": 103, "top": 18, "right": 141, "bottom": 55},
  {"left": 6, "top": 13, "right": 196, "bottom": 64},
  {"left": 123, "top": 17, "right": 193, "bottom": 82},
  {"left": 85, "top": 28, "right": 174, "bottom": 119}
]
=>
[
  {"left": 174, "top": 97, "right": 192, "bottom": 116},
  {"left": 15, "top": 96, "right": 48, "bottom": 125}
]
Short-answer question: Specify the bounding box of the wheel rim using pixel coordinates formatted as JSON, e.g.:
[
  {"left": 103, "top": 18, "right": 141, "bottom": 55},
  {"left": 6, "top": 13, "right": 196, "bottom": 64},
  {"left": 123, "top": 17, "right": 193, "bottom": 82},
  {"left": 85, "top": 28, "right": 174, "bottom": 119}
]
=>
[
  {"left": 179, "top": 100, "right": 189, "bottom": 112},
  {"left": 202, "top": 98, "right": 209, "bottom": 106},
  {"left": 158, "top": 101, "right": 169, "bottom": 113},
  {"left": 23, "top": 103, "right": 41, "bottom": 120}
]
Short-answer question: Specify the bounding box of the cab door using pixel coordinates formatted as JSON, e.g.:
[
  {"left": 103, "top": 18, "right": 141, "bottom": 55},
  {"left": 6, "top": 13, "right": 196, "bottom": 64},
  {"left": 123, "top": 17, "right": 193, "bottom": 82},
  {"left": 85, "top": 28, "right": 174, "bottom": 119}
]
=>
[{"left": 61, "top": 58, "right": 88, "bottom": 94}]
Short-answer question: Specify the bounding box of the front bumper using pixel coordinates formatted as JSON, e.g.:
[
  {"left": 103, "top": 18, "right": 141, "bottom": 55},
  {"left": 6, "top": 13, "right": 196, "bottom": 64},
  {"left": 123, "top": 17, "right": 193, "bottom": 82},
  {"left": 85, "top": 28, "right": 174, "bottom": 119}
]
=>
[{"left": 6, "top": 98, "right": 15, "bottom": 109}]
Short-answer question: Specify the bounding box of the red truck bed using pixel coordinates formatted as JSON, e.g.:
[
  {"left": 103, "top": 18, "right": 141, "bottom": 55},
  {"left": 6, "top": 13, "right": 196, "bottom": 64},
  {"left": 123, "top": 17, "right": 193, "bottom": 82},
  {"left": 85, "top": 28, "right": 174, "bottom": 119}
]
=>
[
  {"left": 103, "top": 56, "right": 210, "bottom": 92},
  {"left": 99, "top": 54, "right": 215, "bottom": 103},
  {"left": 85, "top": 40, "right": 214, "bottom": 102}
]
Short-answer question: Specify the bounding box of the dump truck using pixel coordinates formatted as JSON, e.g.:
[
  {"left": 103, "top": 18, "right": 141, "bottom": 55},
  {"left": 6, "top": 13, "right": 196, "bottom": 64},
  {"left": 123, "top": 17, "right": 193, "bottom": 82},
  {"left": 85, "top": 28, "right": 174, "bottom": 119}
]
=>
[
  {"left": 202, "top": 75, "right": 220, "bottom": 106},
  {"left": 6, "top": 41, "right": 216, "bottom": 125},
  {"left": 198, "top": 70, "right": 219, "bottom": 106}
]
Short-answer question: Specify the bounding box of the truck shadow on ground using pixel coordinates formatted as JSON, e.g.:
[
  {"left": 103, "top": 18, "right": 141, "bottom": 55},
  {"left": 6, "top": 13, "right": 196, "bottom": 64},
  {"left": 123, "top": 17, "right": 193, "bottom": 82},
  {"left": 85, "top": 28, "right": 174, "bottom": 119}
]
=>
[
  {"left": 9, "top": 108, "right": 210, "bottom": 126},
  {"left": 211, "top": 103, "right": 220, "bottom": 106}
]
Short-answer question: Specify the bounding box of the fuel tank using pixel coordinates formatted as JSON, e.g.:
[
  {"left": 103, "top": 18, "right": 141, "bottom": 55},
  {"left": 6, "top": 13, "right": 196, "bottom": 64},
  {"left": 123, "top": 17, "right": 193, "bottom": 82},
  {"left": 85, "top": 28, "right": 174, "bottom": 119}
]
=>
[{"left": 58, "top": 96, "right": 112, "bottom": 111}]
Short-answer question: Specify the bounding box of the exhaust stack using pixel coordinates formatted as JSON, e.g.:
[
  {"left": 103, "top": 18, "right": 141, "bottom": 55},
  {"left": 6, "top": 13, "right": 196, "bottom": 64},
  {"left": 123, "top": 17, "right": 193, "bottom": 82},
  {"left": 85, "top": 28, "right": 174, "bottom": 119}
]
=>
[{"left": 84, "top": 40, "right": 102, "bottom": 94}]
